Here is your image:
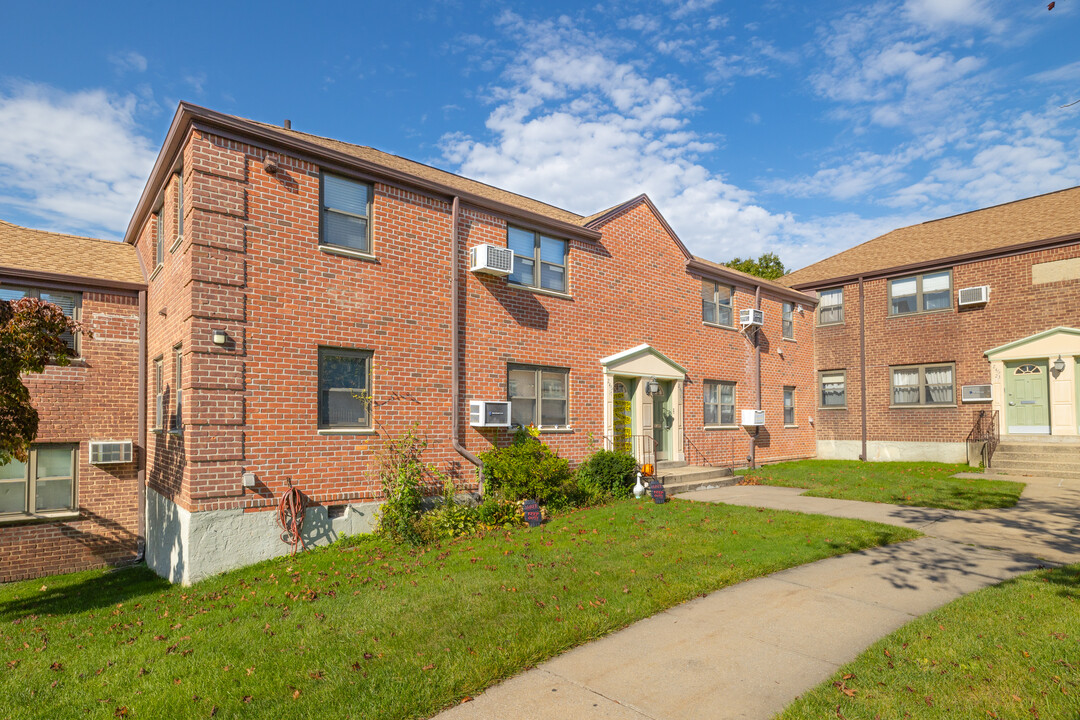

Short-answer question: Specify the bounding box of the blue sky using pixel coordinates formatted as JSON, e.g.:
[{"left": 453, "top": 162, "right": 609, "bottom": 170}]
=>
[{"left": 0, "top": 0, "right": 1076, "bottom": 270}]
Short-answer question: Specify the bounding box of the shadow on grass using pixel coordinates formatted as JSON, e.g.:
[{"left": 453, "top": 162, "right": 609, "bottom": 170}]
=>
[{"left": 0, "top": 564, "right": 169, "bottom": 623}]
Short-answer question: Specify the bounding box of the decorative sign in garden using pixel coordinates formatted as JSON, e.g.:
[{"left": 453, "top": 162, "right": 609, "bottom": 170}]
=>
[
  {"left": 648, "top": 480, "right": 666, "bottom": 504},
  {"left": 523, "top": 499, "right": 542, "bottom": 527}
]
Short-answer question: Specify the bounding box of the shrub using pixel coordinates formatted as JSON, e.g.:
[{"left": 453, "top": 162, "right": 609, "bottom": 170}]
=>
[
  {"left": 376, "top": 428, "right": 441, "bottom": 546},
  {"left": 419, "top": 480, "right": 480, "bottom": 542},
  {"left": 478, "top": 429, "right": 572, "bottom": 505},
  {"left": 576, "top": 450, "right": 638, "bottom": 499},
  {"left": 475, "top": 496, "right": 522, "bottom": 528}
]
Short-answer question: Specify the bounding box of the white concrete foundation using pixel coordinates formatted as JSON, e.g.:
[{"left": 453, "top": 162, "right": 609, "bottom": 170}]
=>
[
  {"left": 145, "top": 486, "right": 380, "bottom": 585},
  {"left": 817, "top": 439, "right": 968, "bottom": 464}
]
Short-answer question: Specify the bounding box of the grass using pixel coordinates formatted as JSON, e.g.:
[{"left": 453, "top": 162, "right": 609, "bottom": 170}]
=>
[
  {"left": 736, "top": 459, "right": 1024, "bottom": 510},
  {"left": 776, "top": 564, "right": 1080, "bottom": 719},
  {"left": 0, "top": 499, "right": 917, "bottom": 720}
]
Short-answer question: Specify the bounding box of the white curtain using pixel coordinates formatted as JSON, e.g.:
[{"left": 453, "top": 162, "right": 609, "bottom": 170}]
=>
[
  {"left": 925, "top": 367, "right": 954, "bottom": 403},
  {"left": 892, "top": 368, "right": 919, "bottom": 404}
]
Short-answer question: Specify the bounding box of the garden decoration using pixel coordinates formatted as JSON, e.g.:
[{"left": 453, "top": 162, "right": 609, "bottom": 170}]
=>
[
  {"left": 648, "top": 479, "right": 666, "bottom": 504},
  {"left": 633, "top": 471, "right": 646, "bottom": 498},
  {"left": 522, "top": 499, "right": 542, "bottom": 527}
]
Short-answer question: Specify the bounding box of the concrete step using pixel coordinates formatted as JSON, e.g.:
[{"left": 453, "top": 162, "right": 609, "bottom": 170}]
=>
[
  {"left": 990, "top": 458, "right": 1080, "bottom": 479},
  {"left": 656, "top": 460, "right": 688, "bottom": 470},
  {"left": 656, "top": 465, "right": 736, "bottom": 495},
  {"left": 994, "top": 447, "right": 1080, "bottom": 462},
  {"left": 998, "top": 435, "right": 1080, "bottom": 445}
]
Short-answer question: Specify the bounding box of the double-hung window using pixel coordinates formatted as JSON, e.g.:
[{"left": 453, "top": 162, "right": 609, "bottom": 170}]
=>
[
  {"left": 818, "top": 288, "right": 843, "bottom": 325},
  {"left": 703, "top": 380, "right": 736, "bottom": 426},
  {"left": 820, "top": 371, "right": 847, "bottom": 408},
  {"left": 508, "top": 227, "right": 568, "bottom": 293},
  {"left": 171, "top": 345, "right": 183, "bottom": 433},
  {"left": 175, "top": 171, "right": 184, "bottom": 244},
  {"left": 153, "top": 356, "right": 164, "bottom": 431},
  {"left": 0, "top": 286, "right": 80, "bottom": 354},
  {"left": 783, "top": 386, "right": 796, "bottom": 425},
  {"left": 0, "top": 444, "right": 77, "bottom": 519},
  {"left": 889, "top": 270, "right": 951, "bottom": 315},
  {"left": 318, "top": 347, "right": 373, "bottom": 430},
  {"left": 508, "top": 365, "right": 569, "bottom": 428},
  {"left": 155, "top": 211, "right": 164, "bottom": 267},
  {"left": 782, "top": 302, "right": 795, "bottom": 339},
  {"left": 702, "top": 280, "right": 734, "bottom": 327},
  {"left": 321, "top": 173, "right": 373, "bottom": 255},
  {"left": 891, "top": 364, "right": 955, "bottom": 406}
]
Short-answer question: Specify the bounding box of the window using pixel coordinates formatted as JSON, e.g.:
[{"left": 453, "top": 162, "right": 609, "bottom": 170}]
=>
[
  {"left": 155, "top": 211, "right": 164, "bottom": 267},
  {"left": 176, "top": 171, "right": 184, "bottom": 240},
  {"left": 320, "top": 173, "right": 373, "bottom": 254},
  {"left": 171, "top": 345, "right": 183, "bottom": 433},
  {"left": 702, "top": 280, "right": 734, "bottom": 327},
  {"left": 508, "top": 365, "right": 569, "bottom": 428},
  {"left": 508, "top": 227, "right": 568, "bottom": 293},
  {"left": 153, "top": 356, "right": 164, "bottom": 431},
  {"left": 0, "top": 444, "right": 77, "bottom": 519},
  {"left": 891, "top": 364, "right": 955, "bottom": 406},
  {"left": 318, "top": 347, "right": 373, "bottom": 430},
  {"left": 0, "top": 286, "right": 79, "bottom": 354},
  {"left": 820, "top": 371, "right": 847, "bottom": 408},
  {"left": 782, "top": 302, "right": 795, "bottom": 339},
  {"left": 784, "top": 386, "right": 795, "bottom": 425},
  {"left": 889, "top": 270, "right": 952, "bottom": 315},
  {"left": 703, "top": 380, "right": 736, "bottom": 426},
  {"left": 818, "top": 288, "right": 843, "bottom": 325}
]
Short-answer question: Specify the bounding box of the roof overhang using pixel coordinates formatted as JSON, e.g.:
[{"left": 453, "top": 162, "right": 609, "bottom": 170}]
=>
[
  {"left": 124, "top": 103, "right": 602, "bottom": 246},
  {"left": 985, "top": 326, "right": 1080, "bottom": 361},
  {"left": 0, "top": 265, "right": 145, "bottom": 293},
  {"left": 600, "top": 343, "right": 687, "bottom": 379},
  {"left": 687, "top": 258, "right": 818, "bottom": 305}
]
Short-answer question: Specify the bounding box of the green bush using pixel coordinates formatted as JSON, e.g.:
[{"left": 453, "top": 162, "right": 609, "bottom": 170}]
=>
[
  {"left": 478, "top": 429, "right": 572, "bottom": 504},
  {"left": 475, "top": 496, "right": 522, "bottom": 528},
  {"left": 576, "top": 449, "right": 638, "bottom": 499},
  {"left": 376, "top": 428, "right": 439, "bottom": 546},
  {"left": 419, "top": 480, "right": 480, "bottom": 542}
]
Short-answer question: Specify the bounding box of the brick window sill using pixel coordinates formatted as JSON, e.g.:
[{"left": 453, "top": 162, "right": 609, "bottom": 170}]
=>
[{"left": 319, "top": 244, "right": 377, "bottom": 263}]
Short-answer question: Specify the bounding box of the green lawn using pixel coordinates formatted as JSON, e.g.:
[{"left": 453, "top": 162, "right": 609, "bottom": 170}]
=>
[
  {"left": 737, "top": 459, "right": 1024, "bottom": 510},
  {"left": 776, "top": 564, "right": 1080, "bottom": 719},
  {"left": 0, "top": 499, "right": 917, "bottom": 720}
]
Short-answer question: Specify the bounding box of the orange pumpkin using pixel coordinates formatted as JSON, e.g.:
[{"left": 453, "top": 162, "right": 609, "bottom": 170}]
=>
[{"left": 641, "top": 463, "right": 654, "bottom": 477}]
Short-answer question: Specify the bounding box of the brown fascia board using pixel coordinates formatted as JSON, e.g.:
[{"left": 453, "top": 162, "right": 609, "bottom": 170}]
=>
[
  {"left": 0, "top": 266, "right": 145, "bottom": 294},
  {"left": 124, "top": 102, "right": 602, "bottom": 246},
  {"left": 788, "top": 231, "right": 1080, "bottom": 292},
  {"left": 685, "top": 259, "right": 819, "bottom": 305}
]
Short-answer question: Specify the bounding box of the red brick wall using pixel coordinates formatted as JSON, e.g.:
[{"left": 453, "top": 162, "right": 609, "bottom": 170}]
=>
[
  {"left": 0, "top": 290, "right": 141, "bottom": 582},
  {"left": 138, "top": 128, "right": 816, "bottom": 520},
  {"left": 811, "top": 243, "right": 1080, "bottom": 446}
]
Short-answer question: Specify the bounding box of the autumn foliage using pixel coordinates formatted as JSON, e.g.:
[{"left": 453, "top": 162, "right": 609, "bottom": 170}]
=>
[{"left": 0, "top": 297, "right": 82, "bottom": 464}]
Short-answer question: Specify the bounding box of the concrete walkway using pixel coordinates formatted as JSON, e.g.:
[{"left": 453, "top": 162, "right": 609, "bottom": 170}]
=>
[{"left": 436, "top": 475, "right": 1079, "bottom": 720}]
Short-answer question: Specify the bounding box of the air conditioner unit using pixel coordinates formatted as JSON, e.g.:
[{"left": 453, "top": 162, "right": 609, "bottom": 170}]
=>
[
  {"left": 958, "top": 285, "right": 990, "bottom": 306},
  {"left": 739, "top": 308, "right": 764, "bottom": 327},
  {"left": 962, "top": 385, "right": 993, "bottom": 403},
  {"left": 470, "top": 244, "right": 514, "bottom": 276},
  {"left": 89, "top": 440, "right": 133, "bottom": 465},
  {"left": 741, "top": 409, "right": 765, "bottom": 426},
  {"left": 469, "top": 400, "right": 512, "bottom": 427}
]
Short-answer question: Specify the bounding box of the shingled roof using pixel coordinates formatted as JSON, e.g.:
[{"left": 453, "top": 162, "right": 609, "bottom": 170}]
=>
[
  {"left": 783, "top": 185, "right": 1080, "bottom": 289},
  {"left": 0, "top": 219, "right": 144, "bottom": 287}
]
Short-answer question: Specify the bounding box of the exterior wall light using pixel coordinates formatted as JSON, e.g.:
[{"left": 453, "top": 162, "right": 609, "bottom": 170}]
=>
[
  {"left": 645, "top": 378, "right": 662, "bottom": 396},
  {"left": 1053, "top": 355, "right": 1066, "bottom": 373},
  {"left": 212, "top": 329, "right": 228, "bottom": 346}
]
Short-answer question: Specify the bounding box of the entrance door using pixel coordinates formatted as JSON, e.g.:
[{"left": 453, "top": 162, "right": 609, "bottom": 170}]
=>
[
  {"left": 652, "top": 380, "right": 674, "bottom": 461},
  {"left": 1005, "top": 360, "right": 1051, "bottom": 434}
]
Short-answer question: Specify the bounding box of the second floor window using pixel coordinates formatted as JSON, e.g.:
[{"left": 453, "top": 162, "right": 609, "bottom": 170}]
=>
[
  {"left": 155, "top": 210, "right": 164, "bottom": 267},
  {"left": 153, "top": 356, "right": 164, "bottom": 430},
  {"left": 172, "top": 345, "right": 183, "bottom": 433},
  {"left": 782, "top": 302, "right": 794, "bottom": 339},
  {"left": 508, "top": 227, "right": 567, "bottom": 293},
  {"left": 321, "top": 173, "right": 373, "bottom": 255},
  {"left": 889, "top": 270, "right": 951, "bottom": 315},
  {"left": 702, "top": 280, "right": 733, "bottom": 327},
  {"left": 818, "top": 288, "right": 843, "bottom": 325},
  {"left": 0, "top": 286, "right": 79, "bottom": 354}
]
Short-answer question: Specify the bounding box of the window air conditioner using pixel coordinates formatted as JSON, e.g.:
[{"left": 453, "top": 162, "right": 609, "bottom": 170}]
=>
[
  {"left": 89, "top": 440, "right": 133, "bottom": 465},
  {"left": 470, "top": 244, "right": 514, "bottom": 276},
  {"left": 961, "top": 385, "right": 992, "bottom": 403},
  {"left": 739, "top": 308, "right": 764, "bottom": 327},
  {"left": 469, "top": 401, "right": 512, "bottom": 427},
  {"left": 741, "top": 409, "right": 765, "bottom": 426},
  {"left": 958, "top": 285, "right": 990, "bottom": 306}
]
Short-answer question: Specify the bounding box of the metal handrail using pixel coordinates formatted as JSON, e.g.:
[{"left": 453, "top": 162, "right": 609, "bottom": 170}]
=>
[
  {"left": 965, "top": 409, "right": 1000, "bottom": 468},
  {"left": 683, "top": 433, "right": 713, "bottom": 466},
  {"left": 683, "top": 432, "right": 736, "bottom": 470},
  {"left": 603, "top": 433, "right": 657, "bottom": 469}
]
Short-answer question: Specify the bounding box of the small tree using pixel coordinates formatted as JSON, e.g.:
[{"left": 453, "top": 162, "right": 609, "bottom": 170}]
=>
[
  {"left": 724, "top": 252, "right": 787, "bottom": 280},
  {"left": 0, "top": 297, "right": 81, "bottom": 464}
]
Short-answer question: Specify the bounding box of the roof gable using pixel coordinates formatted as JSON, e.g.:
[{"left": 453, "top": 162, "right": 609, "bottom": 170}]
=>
[
  {"left": 600, "top": 343, "right": 687, "bottom": 377},
  {"left": 985, "top": 326, "right": 1080, "bottom": 360}
]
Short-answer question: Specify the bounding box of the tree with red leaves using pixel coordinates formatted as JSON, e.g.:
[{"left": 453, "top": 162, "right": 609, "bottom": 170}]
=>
[{"left": 0, "top": 297, "right": 83, "bottom": 465}]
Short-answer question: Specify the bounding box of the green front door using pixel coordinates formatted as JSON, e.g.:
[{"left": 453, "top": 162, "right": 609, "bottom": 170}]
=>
[
  {"left": 652, "top": 380, "right": 674, "bottom": 460},
  {"left": 1005, "top": 360, "right": 1051, "bottom": 434}
]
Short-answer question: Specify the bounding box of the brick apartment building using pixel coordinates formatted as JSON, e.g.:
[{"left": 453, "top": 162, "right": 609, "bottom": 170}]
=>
[
  {"left": 784, "top": 187, "right": 1080, "bottom": 463},
  {"left": 0, "top": 220, "right": 144, "bottom": 582}
]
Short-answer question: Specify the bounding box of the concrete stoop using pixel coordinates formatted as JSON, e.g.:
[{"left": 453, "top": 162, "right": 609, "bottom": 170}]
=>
[
  {"left": 991, "top": 437, "right": 1080, "bottom": 480},
  {"left": 656, "top": 464, "right": 736, "bottom": 495}
]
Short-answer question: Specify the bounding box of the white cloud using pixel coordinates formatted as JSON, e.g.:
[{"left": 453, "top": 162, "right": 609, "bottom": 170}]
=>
[
  {"left": 0, "top": 83, "right": 158, "bottom": 237},
  {"left": 108, "top": 50, "right": 148, "bottom": 74},
  {"left": 903, "top": 0, "right": 1004, "bottom": 32}
]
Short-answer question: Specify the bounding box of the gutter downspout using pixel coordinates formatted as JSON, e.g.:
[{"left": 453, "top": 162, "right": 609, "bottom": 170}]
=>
[
  {"left": 136, "top": 289, "right": 147, "bottom": 562},
  {"left": 449, "top": 196, "right": 483, "bottom": 491},
  {"left": 858, "top": 276, "right": 868, "bottom": 462},
  {"left": 749, "top": 284, "right": 762, "bottom": 469}
]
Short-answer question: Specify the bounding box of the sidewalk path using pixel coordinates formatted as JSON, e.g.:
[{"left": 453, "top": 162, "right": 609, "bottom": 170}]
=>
[{"left": 436, "top": 476, "right": 1079, "bottom": 720}]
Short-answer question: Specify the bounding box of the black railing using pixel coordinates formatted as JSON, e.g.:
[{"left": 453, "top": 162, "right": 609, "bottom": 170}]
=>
[
  {"left": 966, "top": 409, "right": 1000, "bottom": 468},
  {"left": 683, "top": 433, "right": 736, "bottom": 470},
  {"left": 604, "top": 433, "right": 657, "bottom": 470}
]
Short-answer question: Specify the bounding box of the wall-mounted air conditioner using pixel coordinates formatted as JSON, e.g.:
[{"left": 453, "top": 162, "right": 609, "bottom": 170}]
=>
[
  {"left": 89, "top": 440, "right": 133, "bottom": 465},
  {"left": 739, "top": 308, "right": 764, "bottom": 327},
  {"left": 958, "top": 285, "right": 990, "bottom": 306},
  {"left": 470, "top": 244, "right": 514, "bottom": 276},
  {"left": 741, "top": 409, "right": 765, "bottom": 426},
  {"left": 470, "top": 401, "right": 512, "bottom": 427},
  {"left": 961, "top": 385, "right": 993, "bottom": 403}
]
